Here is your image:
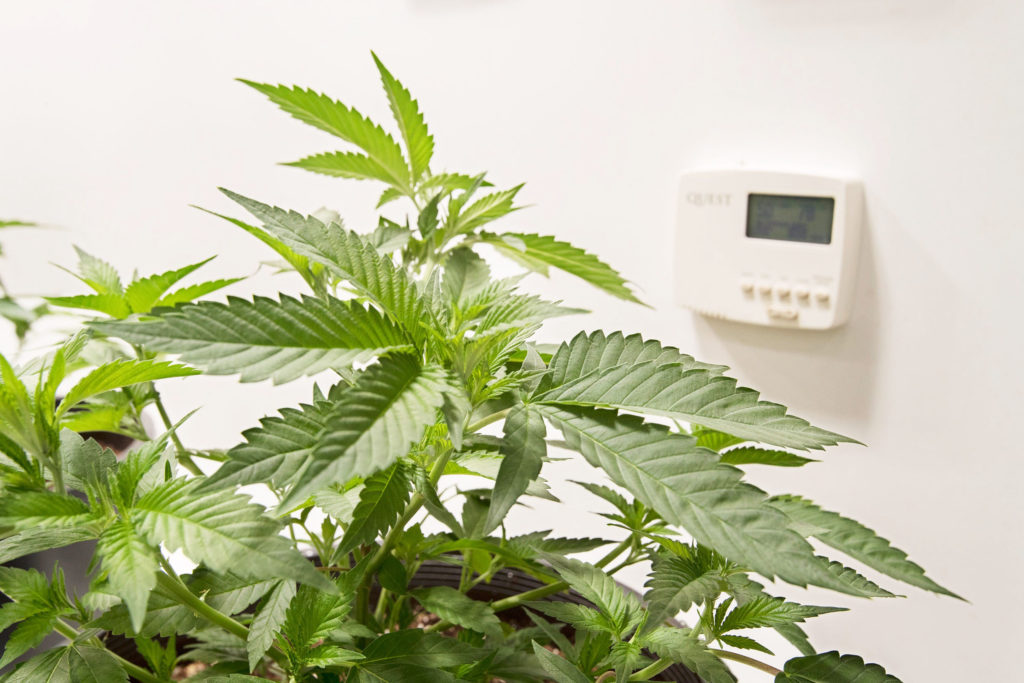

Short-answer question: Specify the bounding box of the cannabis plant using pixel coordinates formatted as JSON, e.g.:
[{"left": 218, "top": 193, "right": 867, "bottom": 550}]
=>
[{"left": 0, "top": 55, "right": 957, "bottom": 683}]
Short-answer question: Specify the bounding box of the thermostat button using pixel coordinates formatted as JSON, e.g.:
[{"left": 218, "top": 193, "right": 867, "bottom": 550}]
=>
[
  {"left": 814, "top": 289, "right": 831, "bottom": 303},
  {"left": 794, "top": 285, "right": 810, "bottom": 299},
  {"left": 758, "top": 281, "right": 774, "bottom": 295},
  {"left": 775, "top": 283, "right": 791, "bottom": 298},
  {"left": 768, "top": 306, "right": 798, "bottom": 320},
  {"left": 740, "top": 278, "right": 755, "bottom": 294}
]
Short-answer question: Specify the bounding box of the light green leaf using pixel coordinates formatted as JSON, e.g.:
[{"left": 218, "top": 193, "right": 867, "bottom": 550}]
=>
[
  {"left": 720, "top": 447, "right": 817, "bottom": 468},
  {"left": 240, "top": 80, "right": 410, "bottom": 191},
  {"left": 5, "top": 644, "right": 127, "bottom": 683},
  {"left": 641, "top": 627, "right": 734, "bottom": 683},
  {"left": 93, "top": 295, "right": 410, "bottom": 384},
  {"left": 775, "top": 651, "right": 901, "bottom": 683},
  {"left": 286, "top": 151, "right": 407, "bottom": 185},
  {"left": 123, "top": 257, "right": 214, "bottom": 314},
  {"left": 483, "top": 404, "right": 547, "bottom": 534},
  {"left": 220, "top": 191, "right": 426, "bottom": 333},
  {"left": 372, "top": 53, "right": 434, "bottom": 181},
  {"left": 71, "top": 246, "right": 123, "bottom": 295},
  {"left": 449, "top": 185, "right": 522, "bottom": 236},
  {"left": 203, "top": 400, "right": 332, "bottom": 491},
  {"left": 247, "top": 580, "right": 296, "bottom": 671},
  {"left": 443, "top": 248, "right": 491, "bottom": 307},
  {"left": 479, "top": 231, "right": 642, "bottom": 304},
  {"left": 45, "top": 293, "right": 131, "bottom": 318},
  {"left": 132, "top": 478, "right": 333, "bottom": 592},
  {"left": 410, "top": 586, "right": 503, "bottom": 637},
  {"left": 281, "top": 356, "right": 453, "bottom": 509},
  {"left": 154, "top": 277, "right": 244, "bottom": 308},
  {"left": 531, "top": 642, "right": 590, "bottom": 683},
  {"left": 338, "top": 463, "right": 411, "bottom": 554},
  {"left": 58, "top": 359, "right": 198, "bottom": 416},
  {"left": 769, "top": 494, "right": 959, "bottom": 598},
  {"left": 97, "top": 519, "right": 157, "bottom": 632},
  {"left": 540, "top": 406, "right": 884, "bottom": 596},
  {"left": 538, "top": 360, "right": 850, "bottom": 451}
]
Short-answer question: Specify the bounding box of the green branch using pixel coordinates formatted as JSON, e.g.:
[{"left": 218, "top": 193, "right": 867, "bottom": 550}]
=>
[
  {"left": 54, "top": 618, "right": 162, "bottom": 683},
  {"left": 708, "top": 648, "right": 782, "bottom": 675}
]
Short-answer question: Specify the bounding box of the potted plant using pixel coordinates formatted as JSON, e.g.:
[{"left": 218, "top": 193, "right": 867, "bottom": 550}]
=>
[{"left": 0, "top": 55, "right": 958, "bottom": 682}]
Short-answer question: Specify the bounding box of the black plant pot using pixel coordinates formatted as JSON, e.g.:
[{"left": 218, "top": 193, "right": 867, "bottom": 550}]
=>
[{"left": 102, "top": 560, "right": 707, "bottom": 682}]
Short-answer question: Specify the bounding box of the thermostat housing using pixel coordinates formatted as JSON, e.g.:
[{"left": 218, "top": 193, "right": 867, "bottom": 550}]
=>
[{"left": 675, "top": 170, "right": 863, "bottom": 329}]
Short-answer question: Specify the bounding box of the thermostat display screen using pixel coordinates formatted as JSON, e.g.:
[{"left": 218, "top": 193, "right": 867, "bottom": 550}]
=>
[{"left": 746, "top": 194, "right": 835, "bottom": 244}]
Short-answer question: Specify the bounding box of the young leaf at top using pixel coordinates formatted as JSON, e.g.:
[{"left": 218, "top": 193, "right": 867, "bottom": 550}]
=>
[
  {"left": 479, "top": 231, "right": 643, "bottom": 304},
  {"left": 372, "top": 52, "right": 434, "bottom": 181},
  {"left": 240, "top": 80, "right": 411, "bottom": 192}
]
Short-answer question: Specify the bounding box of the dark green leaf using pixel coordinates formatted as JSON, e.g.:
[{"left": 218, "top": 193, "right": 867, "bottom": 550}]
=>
[
  {"left": 769, "top": 495, "right": 960, "bottom": 598},
  {"left": 720, "top": 447, "right": 817, "bottom": 468},
  {"left": 775, "top": 651, "right": 901, "bottom": 682},
  {"left": 411, "top": 586, "right": 502, "bottom": 637},
  {"left": 531, "top": 642, "right": 590, "bottom": 683},
  {"left": 483, "top": 403, "right": 546, "bottom": 534},
  {"left": 338, "top": 463, "right": 411, "bottom": 554}
]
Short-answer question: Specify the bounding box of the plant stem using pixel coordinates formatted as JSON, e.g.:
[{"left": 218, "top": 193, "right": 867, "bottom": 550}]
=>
[
  {"left": 629, "top": 658, "right": 674, "bottom": 681},
  {"left": 153, "top": 394, "right": 203, "bottom": 476},
  {"left": 595, "top": 671, "right": 616, "bottom": 683},
  {"left": 155, "top": 561, "right": 289, "bottom": 668},
  {"left": 54, "top": 619, "right": 163, "bottom": 683},
  {"left": 708, "top": 648, "right": 782, "bottom": 675},
  {"left": 466, "top": 408, "right": 511, "bottom": 433}
]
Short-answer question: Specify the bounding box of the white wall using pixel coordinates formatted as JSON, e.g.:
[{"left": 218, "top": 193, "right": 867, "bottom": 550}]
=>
[{"left": 2, "top": 1, "right": 1022, "bottom": 680}]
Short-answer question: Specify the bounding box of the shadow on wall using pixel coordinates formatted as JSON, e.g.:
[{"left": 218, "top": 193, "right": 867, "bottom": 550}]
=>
[{"left": 692, "top": 215, "right": 880, "bottom": 425}]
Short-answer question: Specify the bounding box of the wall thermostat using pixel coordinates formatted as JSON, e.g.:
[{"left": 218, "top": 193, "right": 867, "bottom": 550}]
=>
[{"left": 674, "top": 170, "right": 863, "bottom": 329}]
